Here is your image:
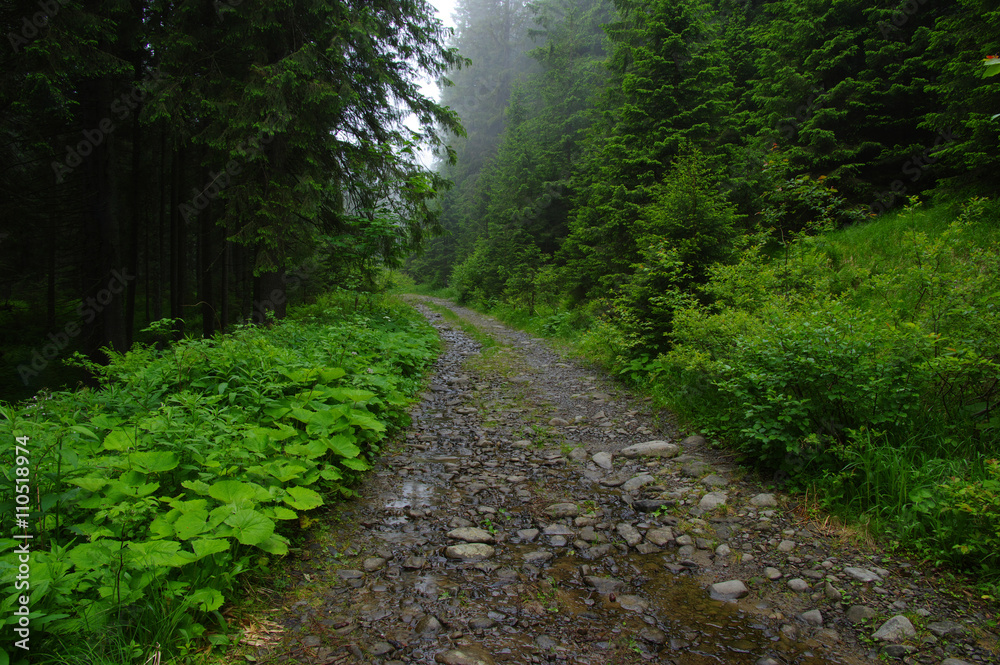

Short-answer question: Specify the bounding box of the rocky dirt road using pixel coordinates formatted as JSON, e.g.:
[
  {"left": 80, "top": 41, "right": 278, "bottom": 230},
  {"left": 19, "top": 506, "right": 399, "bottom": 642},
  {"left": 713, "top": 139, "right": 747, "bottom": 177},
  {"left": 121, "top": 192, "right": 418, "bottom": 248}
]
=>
[{"left": 245, "top": 297, "right": 997, "bottom": 665}]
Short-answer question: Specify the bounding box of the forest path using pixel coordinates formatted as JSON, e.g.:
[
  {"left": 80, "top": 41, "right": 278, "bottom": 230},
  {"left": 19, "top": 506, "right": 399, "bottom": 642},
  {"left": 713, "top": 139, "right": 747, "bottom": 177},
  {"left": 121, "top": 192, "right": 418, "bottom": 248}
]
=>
[{"left": 248, "top": 297, "right": 994, "bottom": 665}]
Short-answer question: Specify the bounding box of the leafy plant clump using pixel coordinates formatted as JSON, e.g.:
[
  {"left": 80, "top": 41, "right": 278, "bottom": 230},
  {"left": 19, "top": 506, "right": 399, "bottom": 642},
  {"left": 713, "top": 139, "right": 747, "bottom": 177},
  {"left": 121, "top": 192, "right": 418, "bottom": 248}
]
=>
[{"left": 0, "top": 292, "right": 439, "bottom": 663}]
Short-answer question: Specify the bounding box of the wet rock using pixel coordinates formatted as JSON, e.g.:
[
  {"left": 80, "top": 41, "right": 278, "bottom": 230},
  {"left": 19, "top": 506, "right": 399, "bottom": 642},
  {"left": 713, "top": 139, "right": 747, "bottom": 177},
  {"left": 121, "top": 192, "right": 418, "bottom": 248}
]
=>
[
  {"left": 750, "top": 493, "right": 778, "bottom": 507},
  {"left": 468, "top": 617, "right": 496, "bottom": 631},
  {"left": 698, "top": 492, "right": 727, "bottom": 511},
  {"left": 616, "top": 522, "right": 642, "bottom": 547},
  {"left": 448, "top": 527, "right": 495, "bottom": 544},
  {"left": 715, "top": 543, "right": 732, "bottom": 558},
  {"left": 363, "top": 557, "right": 387, "bottom": 572},
  {"left": 941, "top": 659, "right": 973, "bottom": 665},
  {"left": 336, "top": 569, "right": 364, "bottom": 581},
  {"left": 417, "top": 614, "right": 443, "bottom": 634},
  {"left": 621, "top": 474, "right": 655, "bottom": 492},
  {"left": 517, "top": 528, "right": 540, "bottom": 542},
  {"left": 764, "top": 567, "right": 782, "bottom": 581},
  {"left": 543, "top": 524, "right": 575, "bottom": 536},
  {"left": 701, "top": 474, "right": 729, "bottom": 487},
  {"left": 872, "top": 615, "right": 916, "bottom": 642},
  {"left": 710, "top": 580, "right": 749, "bottom": 600},
  {"left": 445, "top": 544, "right": 495, "bottom": 561},
  {"left": 844, "top": 566, "right": 882, "bottom": 583},
  {"left": 646, "top": 527, "right": 674, "bottom": 547},
  {"left": 799, "top": 609, "right": 823, "bottom": 626},
  {"left": 370, "top": 641, "right": 395, "bottom": 656},
  {"left": 584, "top": 576, "right": 624, "bottom": 595},
  {"left": 633, "top": 499, "right": 670, "bottom": 512},
  {"left": 545, "top": 502, "right": 580, "bottom": 518},
  {"left": 592, "top": 451, "right": 613, "bottom": 470},
  {"left": 756, "top": 659, "right": 781, "bottom": 665},
  {"left": 403, "top": 556, "right": 427, "bottom": 570},
  {"left": 846, "top": 605, "right": 877, "bottom": 624},
  {"left": 680, "top": 460, "right": 711, "bottom": 477},
  {"left": 548, "top": 417, "right": 569, "bottom": 426},
  {"left": 824, "top": 582, "right": 843, "bottom": 601},
  {"left": 882, "top": 644, "right": 915, "bottom": 658},
  {"left": 675, "top": 534, "right": 693, "bottom": 546},
  {"left": 927, "top": 621, "right": 965, "bottom": 638},
  {"left": 616, "top": 595, "right": 650, "bottom": 612},
  {"left": 787, "top": 578, "right": 810, "bottom": 592},
  {"left": 620, "top": 440, "right": 679, "bottom": 459},
  {"left": 524, "top": 551, "right": 554, "bottom": 565},
  {"left": 434, "top": 645, "right": 496, "bottom": 665},
  {"left": 568, "top": 447, "right": 589, "bottom": 462},
  {"left": 777, "top": 539, "right": 796, "bottom": 553},
  {"left": 639, "top": 626, "right": 667, "bottom": 645},
  {"left": 534, "top": 634, "right": 558, "bottom": 650}
]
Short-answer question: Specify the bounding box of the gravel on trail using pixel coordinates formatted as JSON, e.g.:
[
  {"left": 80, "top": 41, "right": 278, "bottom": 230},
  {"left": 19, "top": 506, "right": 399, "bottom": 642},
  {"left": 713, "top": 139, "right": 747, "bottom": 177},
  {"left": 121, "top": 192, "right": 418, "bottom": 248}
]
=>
[{"left": 243, "top": 297, "right": 998, "bottom": 665}]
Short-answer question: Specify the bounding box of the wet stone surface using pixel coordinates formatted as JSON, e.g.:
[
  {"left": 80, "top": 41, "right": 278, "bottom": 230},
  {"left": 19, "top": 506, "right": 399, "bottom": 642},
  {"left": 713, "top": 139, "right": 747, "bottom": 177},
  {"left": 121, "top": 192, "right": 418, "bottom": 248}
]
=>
[{"left": 249, "top": 298, "right": 998, "bottom": 665}]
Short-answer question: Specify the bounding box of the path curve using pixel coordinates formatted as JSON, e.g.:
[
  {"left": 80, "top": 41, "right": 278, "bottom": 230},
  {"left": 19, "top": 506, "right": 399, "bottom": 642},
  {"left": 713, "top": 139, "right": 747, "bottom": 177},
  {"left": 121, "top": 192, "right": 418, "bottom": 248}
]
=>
[{"left": 248, "top": 297, "right": 996, "bottom": 665}]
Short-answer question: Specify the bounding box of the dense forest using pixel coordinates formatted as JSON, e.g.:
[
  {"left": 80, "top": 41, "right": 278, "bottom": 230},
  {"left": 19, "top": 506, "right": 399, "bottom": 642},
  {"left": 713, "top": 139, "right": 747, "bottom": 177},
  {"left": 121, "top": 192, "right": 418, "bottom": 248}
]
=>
[
  {"left": 408, "top": 0, "right": 1000, "bottom": 576},
  {"left": 0, "top": 0, "right": 463, "bottom": 401},
  {"left": 411, "top": 0, "right": 999, "bottom": 306}
]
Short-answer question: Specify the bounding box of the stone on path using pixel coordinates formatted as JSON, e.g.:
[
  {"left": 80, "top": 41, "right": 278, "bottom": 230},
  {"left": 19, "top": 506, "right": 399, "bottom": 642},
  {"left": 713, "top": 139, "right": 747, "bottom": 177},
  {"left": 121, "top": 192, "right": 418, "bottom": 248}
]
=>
[
  {"left": 701, "top": 474, "right": 729, "bottom": 487},
  {"left": 620, "top": 440, "right": 679, "bottom": 459},
  {"left": 787, "top": 578, "right": 809, "bottom": 592},
  {"left": 941, "top": 659, "right": 973, "bottom": 665},
  {"left": 844, "top": 566, "right": 882, "bottom": 583},
  {"left": 568, "top": 447, "right": 589, "bottom": 462},
  {"left": 646, "top": 527, "right": 674, "bottom": 547},
  {"left": 616, "top": 595, "right": 650, "bottom": 612},
  {"left": 777, "top": 539, "right": 796, "bottom": 553},
  {"left": 764, "top": 567, "right": 782, "bottom": 580},
  {"left": 592, "top": 451, "right": 613, "bottom": 470},
  {"left": 548, "top": 417, "right": 569, "bottom": 426},
  {"left": 927, "top": 621, "right": 965, "bottom": 638},
  {"left": 621, "top": 474, "right": 655, "bottom": 492},
  {"left": 444, "top": 544, "right": 495, "bottom": 561},
  {"left": 448, "top": 527, "right": 495, "bottom": 544},
  {"left": 584, "top": 576, "right": 624, "bottom": 595},
  {"left": 750, "top": 493, "right": 778, "bottom": 507},
  {"left": 709, "top": 580, "right": 748, "bottom": 600},
  {"left": 872, "top": 615, "right": 916, "bottom": 642},
  {"left": 698, "top": 492, "right": 727, "bottom": 511},
  {"left": 545, "top": 503, "right": 579, "bottom": 518},
  {"left": 846, "top": 605, "right": 876, "bottom": 624},
  {"left": 517, "top": 528, "right": 539, "bottom": 542},
  {"left": 435, "top": 645, "right": 496, "bottom": 665},
  {"left": 799, "top": 609, "right": 823, "bottom": 625},
  {"left": 616, "top": 522, "right": 642, "bottom": 547}
]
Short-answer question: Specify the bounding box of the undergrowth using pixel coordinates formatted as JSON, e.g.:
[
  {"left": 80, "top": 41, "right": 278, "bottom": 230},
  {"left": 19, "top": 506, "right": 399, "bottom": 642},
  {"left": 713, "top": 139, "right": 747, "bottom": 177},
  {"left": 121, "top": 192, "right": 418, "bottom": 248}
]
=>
[{"left": 0, "top": 292, "right": 439, "bottom": 664}]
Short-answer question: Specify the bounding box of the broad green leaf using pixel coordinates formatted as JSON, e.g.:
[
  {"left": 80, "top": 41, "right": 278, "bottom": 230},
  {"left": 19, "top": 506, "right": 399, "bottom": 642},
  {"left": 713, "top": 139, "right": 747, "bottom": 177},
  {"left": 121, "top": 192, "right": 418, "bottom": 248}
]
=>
[
  {"left": 284, "top": 439, "right": 332, "bottom": 459},
  {"left": 68, "top": 476, "right": 108, "bottom": 492},
  {"left": 283, "top": 486, "right": 323, "bottom": 511},
  {"left": 255, "top": 533, "right": 289, "bottom": 556},
  {"left": 346, "top": 410, "right": 385, "bottom": 432},
  {"left": 190, "top": 587, "right": 225, "bottom": 612},
  {"left": 69, "top": 425, "right": 99, "bottom": 440},
  {"left": 319, "top": 467, "right": 343, "bottom": 481},
  {"left": 208, "top": 480, "right": 257, "bottom": 504},
  {"left": 182, "top": 479, "right": 212, "bottom": 496},
  {"left": 126, "top": 540, "right": 183, "bottom": 569},
  {"left": 129, "top": 451, "right": 180, "bottom": 474},
  {"left": 91, "top": 414, "right": 123, "bottom": 429},
  {"left": 68, "top": 542, "right": 115, "bottom": 571},
  {"left": 270, "top": 506, "right": 298, "bottom": 520},
  {"left": 190, "top": 538, "right": 231, "bottom": 560},
  {"left": 340, "top": 458, "right": 370, "bottom": 471},
  {"left": 174, "top": 510, "right": 209, "bottom": 540},
  {"left": 263, "top": 462, "right": 309, "bottom": 483},
  {"left": 327, "top": 434, "right": 361, "bottom": 458},
  {"left": 103, "top": 428, "right": 138, "bottom": 451},
  {"left": 224, "top": 510, "right": 275, "bottom": 546},
  {"left": 317, "top": 367, "right": 346, "bottom": 382}
]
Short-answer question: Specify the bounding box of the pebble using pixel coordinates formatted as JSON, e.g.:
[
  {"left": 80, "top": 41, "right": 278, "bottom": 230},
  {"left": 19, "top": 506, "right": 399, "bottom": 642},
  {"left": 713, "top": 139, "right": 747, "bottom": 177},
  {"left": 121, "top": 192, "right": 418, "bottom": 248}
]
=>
[
  {"left": 698, "top": 492, "right": 727, "bottom": 510},
  {"left": 448, "top": 527, "right": 495, "bottom": 543},
  {"left": 787, "top": 578, "right": 810, "bottom": 592},
  {"left": 434, "top": 645, "right": 496, "bottom": 665},
  {"left": 646, "top": 527, "right": 674, "bottom": 546},
  {"left": 592, "top": 451, "right": 613, "bottom": 470},
  {"left": 872, "top": 615, "right": 916, "bottom": 641},
  {"left": 764, "top": 567, "right": 782, "bottom": 580},
  {"left": 444, "top": 544, "right": 495, "bottom": 561},
  {"left": 619, "top": 440, "right": 680, "bottom": 458},
  {"left": 616, "top": 522, "right": 642, "bottom": 547},
  {"left": 844, "top": 566, "right": 882, "bottom": 583},
  {"left": 545, "top": 502, "right": 579, "bottom": 518},
  {"left": 710, "top": 580, "right": 749, "bottom": 600}
]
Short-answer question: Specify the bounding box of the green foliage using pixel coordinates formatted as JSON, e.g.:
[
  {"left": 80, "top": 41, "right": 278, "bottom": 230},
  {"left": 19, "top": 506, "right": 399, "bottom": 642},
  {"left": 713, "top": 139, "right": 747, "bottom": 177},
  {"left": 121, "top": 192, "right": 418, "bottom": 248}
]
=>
[{"left": 0, "top": 295, "right": 438, "bottom": 659}]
